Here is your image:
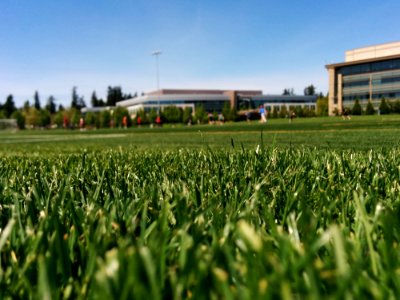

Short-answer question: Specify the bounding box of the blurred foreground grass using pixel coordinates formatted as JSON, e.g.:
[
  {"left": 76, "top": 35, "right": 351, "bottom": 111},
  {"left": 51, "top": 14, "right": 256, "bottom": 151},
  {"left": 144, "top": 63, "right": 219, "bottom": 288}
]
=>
[{"left": 1, "top": 147, "right": 400, "bottom": 299}]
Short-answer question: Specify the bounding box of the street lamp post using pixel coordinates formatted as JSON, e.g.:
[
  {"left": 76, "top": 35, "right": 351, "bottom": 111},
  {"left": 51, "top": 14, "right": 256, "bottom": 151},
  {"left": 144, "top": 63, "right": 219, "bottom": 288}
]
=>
[{"left": 152, "top": 50, "right": 162, "bottom": 114}]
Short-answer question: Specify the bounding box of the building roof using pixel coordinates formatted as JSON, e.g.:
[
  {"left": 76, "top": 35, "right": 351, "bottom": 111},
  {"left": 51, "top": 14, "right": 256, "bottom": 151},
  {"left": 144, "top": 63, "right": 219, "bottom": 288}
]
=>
[
  {"left": 116, "top": 93, "right": 230, "bottom": 107},
  {"left": 81, "top": 106, "right": 114, "bottom": 113},
  {"left": 147, "top": 89, "right": 262, "bottom": 96},
  {"left": 325, "top": 53, "right": 400, "bottom": 69}
]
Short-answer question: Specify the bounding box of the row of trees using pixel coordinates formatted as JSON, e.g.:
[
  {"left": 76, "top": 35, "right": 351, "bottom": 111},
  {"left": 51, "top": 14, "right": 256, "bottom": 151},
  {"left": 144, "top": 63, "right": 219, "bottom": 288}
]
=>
[
  {"left": 0, "top": 86, "right": 136, "bottom": 117},
  {"left": 0, "top": 86, "right": 138, "bottom": 129},
  {"left": 134, "top": 103, "right": 239, "bottom": 126},
  {"left": 282, "top": 84, "right": 323, "bottom": 97},
  {"left": 1, "top": 97, "right": 330, "bottom": 130},
  {"left": 91, "top": 86, "right": 137, "bottom": 107},
  {"left": 345, "top": 98, "right": 400, "bottom": 116},
  {"left": 0, "top": 84, "right": 333, "bottom": 129}
]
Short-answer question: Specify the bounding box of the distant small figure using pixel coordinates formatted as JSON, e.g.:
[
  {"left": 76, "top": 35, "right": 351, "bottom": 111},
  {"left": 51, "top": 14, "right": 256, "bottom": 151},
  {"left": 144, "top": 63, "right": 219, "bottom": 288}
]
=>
[
  {"left": 122, "top": 116, "right": 127, "bottom": 129},
  {"left": 342, "top": 109, "right": 351, "bottom": 120},
  {"left": 137, "top": 116, "right": 142, "bottom": 127},
  {"left": 187, "top": 117, "right": 192, "bottom": 126},
  {"left": 208, "top": 112, "right": 214, "bottom": 125},
  {"left": 79, "top": 117, "right": 85, "bottom": 130},
  {"left": 218, "top": 113, "right": 225, "bottom": 125},
  {"left": 63, "top": 116, "right": 68, "bottom": 129},
  {"left": 289, "top": 111, "right": 296, "bottom": 123},
  {"left": 155, "top": 115, "right": 162, "bottom": 127},
  {"left": 246, "top": 111, "right": 251, "bottom": 123},
  {"left": 259, "top": 106, "right": 267, "bottom": 123}
]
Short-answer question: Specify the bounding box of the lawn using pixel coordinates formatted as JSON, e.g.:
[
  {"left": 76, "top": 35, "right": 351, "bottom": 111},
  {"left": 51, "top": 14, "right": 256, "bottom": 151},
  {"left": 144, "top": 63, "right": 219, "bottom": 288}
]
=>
[
  {"left": 1, "top": 115, "right": 400, "bottom": 153},
  {"left": 1, "top": 145, "right": 400, "bottom": 299},
  {"left": 1, "top": 115, "right": 400, "bottom": 298}
]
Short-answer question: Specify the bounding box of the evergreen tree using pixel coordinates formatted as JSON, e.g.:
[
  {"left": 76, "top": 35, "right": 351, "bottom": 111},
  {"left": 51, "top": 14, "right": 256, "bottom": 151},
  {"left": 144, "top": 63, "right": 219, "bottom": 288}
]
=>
[
  {"left": 194, "top": 105, "right": 207, "bottom": 124},
  {"left": 162, "top": 106, "right": 182, "bottom": 123},
  {"left": 100, "top": 110, "right": 111, "bottom": 128},
  {"left": 25, "top": 107, "right": 40, "bottom": 128},
  {"left": 352, "top": 98, "right": 362, "bottom": 115},
  {"left": 69, "top": 107, "right": 81, "bottom": 128},
  {"left": 71, "top": 87, "right": 79, "bottom": 109},
  {"left": 23, "top": 100, "right": 30, "bottom": 112},
  {"left": 3, "top": 94, "right": 16, "bottom": 118},
  {"left": 58, "top": 104, "right": 65, "bottom": 112},
  {"left": 71, "top": 87, "right": 86, "bottom": 110},
  {"left": 295, "top": 106, "right": 304, "bottom": 117},
  {"left": 77, "top": 96, "right": 86, "bottom": 110},
  {"left": 282, "top": 88, "right": 294, "bottom": 96},
  {"left": 106, "top": 86, "right": 123, "bottom": 106},
  {"left": 45, "top": 96, "right": 57, "bottom": 114},
  {"left": 11, "top": 110, "right": 25, "bottom": 129},
  {"left": 182, "top": 107, "right": 193, "bottom": 124},
  {"left": 222, "top": 102, "right": 231, "bottom": 120},
  {"left": 85, "top": 112, "right": 96, "bottom": 127},
  {"left": 271, "top": 108, "right": 278, "bottom": 118},
  {"left": 38, "top": 110, "right": 51, "bottom": 127},
  {"left": 148, "top": 108, "right": 158, "bottom": 124},
  {"left": 228, "top": 107, "right": 238, "bottom": 121},
  {"left": 135, "top": 109, "right": 148, "bottom": 125},
  {"left": 91, "top": 91, "right": 99, "bottom": 107},
  {"left": 123, "top": 93, "right": 133, "bottom": 100},
  {"left": 34, "top": 91, "right": 41, "bottom": 110},
  {"left": 379, "top": 97, "right": 391, "bottom": 114},
  {"left": 365, "top": 101, "right": 375, "bottom": 115},
  {"left": 392, "top": 100, "right": 400, "bottom": 114},
  {"left": 279, "top": 105, "right": 288, "bottom": 118},
  {"left": 53, "top": 111, "right": 64, "bottom": 128},
  {"left": 304, "top": 84, "right": 316, "bottom": 96},
  {"left": 112, "top": 107, "right": 131, "bottom": 127},
  {"left": 316, "top": 96, "right": 328, "bottom": 116}
]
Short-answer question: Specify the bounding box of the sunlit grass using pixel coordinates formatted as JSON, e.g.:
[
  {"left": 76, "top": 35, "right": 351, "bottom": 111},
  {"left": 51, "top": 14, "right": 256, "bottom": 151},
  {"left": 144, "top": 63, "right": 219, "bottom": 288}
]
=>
[
  {"left": 1, "top": 147, "right": 400, "bottom": 298},
  {"left": 0, "top": 115, "right": 400, "bottom": 153}
]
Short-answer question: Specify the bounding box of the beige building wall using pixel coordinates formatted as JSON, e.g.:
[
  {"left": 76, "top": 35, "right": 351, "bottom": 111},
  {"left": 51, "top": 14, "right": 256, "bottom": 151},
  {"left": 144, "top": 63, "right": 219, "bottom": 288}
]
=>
[
  {"left": 345, "top": 41, "right": 400, "bottom": 62},
  {"left": 328, "top": 67, "right": 336, "bottom": 115},
  {"left": 337, "top": 74, "right": 343, "bottom": 113}
]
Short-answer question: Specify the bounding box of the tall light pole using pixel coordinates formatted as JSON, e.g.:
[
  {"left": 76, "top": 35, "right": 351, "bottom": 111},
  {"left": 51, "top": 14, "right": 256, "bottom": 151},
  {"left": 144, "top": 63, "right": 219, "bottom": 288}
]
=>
[{"left": 152, "top": 50, "right": 162, "bottom": 114}]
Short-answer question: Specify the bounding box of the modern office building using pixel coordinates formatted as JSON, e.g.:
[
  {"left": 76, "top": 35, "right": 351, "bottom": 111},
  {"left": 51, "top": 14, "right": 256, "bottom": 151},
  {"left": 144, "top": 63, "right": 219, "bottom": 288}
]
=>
[
  {"left": 237, "top": 94, "right": 317, "bottom": 112},
  {"left": 326, "top": 41, "right": 400, "bottom": 115},
  {"left": 116, "top": 89, "right": 317, "bottom": 114},
  {"left": 116, "top": 89, "right": 260, "bottom": 114}
]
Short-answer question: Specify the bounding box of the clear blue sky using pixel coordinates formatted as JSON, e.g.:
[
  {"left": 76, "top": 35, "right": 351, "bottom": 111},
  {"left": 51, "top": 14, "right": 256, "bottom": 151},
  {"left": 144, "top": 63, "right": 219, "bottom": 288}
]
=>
[{"left": 1, "top": 0, "right": 400, "bottom": 108}]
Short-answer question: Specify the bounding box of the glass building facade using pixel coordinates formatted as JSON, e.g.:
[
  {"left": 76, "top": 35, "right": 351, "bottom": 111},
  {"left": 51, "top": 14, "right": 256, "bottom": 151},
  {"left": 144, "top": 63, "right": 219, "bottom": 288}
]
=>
[
  {"left": 339, "top": 58, "right": 400, "bottom": 107},
  {"left": 326, "top": 42, "right": 400, "bottom": 115},
  {"left": 116, "top": 92, "right": 233, "bottom": 114},
  {"left": 141, "top": 100, "right": 229, "bottom": 112},
  {"left": 237, "top": 95, "right": 317, "bottom": 111}
]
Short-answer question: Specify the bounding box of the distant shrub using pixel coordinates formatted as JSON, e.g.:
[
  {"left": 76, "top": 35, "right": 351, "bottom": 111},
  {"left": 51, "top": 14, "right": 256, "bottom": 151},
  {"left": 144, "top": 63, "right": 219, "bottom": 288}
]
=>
[
  {"left": 379, "top": 98, "right": 391, "bottom": 114},
  {"left": 365, "top": 101, "right": 375, "bottom": 115},
  {"left": 352, "top": 99, "right": 362, "bottom": 115}
]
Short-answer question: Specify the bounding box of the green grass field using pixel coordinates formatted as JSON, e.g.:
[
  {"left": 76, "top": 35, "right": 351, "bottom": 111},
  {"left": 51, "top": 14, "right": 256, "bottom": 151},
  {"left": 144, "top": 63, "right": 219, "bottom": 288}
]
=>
[
  {"left": 1, "top": 115, "right": 400, "bottom": 299},
  {"left": 1, "top": 115, "right": 400, "bottom": 153}
]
